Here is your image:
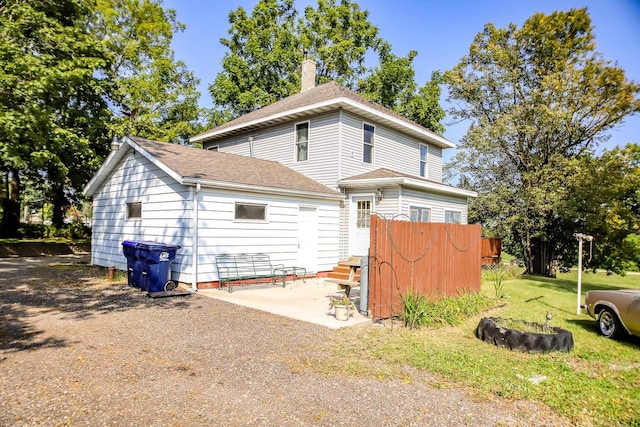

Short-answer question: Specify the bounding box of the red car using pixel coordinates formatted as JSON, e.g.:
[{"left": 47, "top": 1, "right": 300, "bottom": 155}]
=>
[{"left": 583, "top": 290, "right": 640, "bottom": 339}]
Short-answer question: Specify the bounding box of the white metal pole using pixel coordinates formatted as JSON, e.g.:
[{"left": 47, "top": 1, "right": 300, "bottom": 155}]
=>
[{"left": 577, "top": 236, "right": 583, "bottom": 315}]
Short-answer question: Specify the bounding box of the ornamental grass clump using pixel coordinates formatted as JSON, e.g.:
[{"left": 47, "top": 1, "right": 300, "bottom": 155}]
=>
[{"left": 400, "top": 289, "right": 494, "bottom": 329}]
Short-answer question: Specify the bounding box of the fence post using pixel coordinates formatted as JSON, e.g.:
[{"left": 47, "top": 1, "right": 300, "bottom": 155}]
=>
[{"left": 359, "top": 253, "right": 369, "bottom": 316}]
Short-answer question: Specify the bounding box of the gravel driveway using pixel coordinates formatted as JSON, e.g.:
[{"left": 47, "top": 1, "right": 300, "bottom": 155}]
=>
[{"left": 0, "top": 255, "right": 571, "bottom": 426}]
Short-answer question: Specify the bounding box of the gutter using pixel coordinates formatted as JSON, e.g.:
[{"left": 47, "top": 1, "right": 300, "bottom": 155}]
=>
[{"left": 339, "top": 177, "right": 478, "bottom": 198}]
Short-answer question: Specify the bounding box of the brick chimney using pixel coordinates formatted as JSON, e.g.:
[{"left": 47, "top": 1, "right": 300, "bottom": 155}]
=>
[{"left": 301, "top": 59, "right": 316, "bottom": 92}]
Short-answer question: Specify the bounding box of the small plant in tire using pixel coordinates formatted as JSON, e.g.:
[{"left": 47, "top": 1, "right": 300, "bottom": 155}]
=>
[{"left": 582, "top": 289, "right": 640, "bottom": 339}]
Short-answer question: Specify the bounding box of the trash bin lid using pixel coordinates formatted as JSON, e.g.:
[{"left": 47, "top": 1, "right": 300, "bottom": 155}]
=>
[
  {"left": 122, "top": 240, "right": 140, "bottom": 248},
  {"left": 137, "top": 241, "right": 180, "bottom": 250}
]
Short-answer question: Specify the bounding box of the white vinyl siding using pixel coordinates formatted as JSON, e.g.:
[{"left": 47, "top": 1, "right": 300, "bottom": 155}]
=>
[
  {"left": 195, "top": 190, "right": 340, "bottom": 277},
  {"left": 90, "top": 151, "right": 193, "bottom": 282},
  {"left": 90, "top": 149, "right": 341, "bottom": 284},
  {"left": 339, "top": 111, "right": 443, "bottom": 182},
  {"left": 401, "top": 187, "right": 469, "bottom": 224}
]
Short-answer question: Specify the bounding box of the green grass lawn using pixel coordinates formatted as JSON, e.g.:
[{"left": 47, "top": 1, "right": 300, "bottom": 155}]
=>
[{"left": 327, "top": 270, "right": 640, "bottom": 427}]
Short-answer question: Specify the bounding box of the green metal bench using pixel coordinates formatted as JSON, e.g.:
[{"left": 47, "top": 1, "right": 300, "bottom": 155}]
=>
[{"left": 215, "top": 253, "right": 285, "bottom": 292}]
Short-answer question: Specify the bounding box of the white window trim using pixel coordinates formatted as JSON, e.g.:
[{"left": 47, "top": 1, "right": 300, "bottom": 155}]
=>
[
  {"left": 207, "top": 145, "right": 220, "bottom": 151},
  {"left": 419, "top": 143, "right": 428, "bottom": 178},
  {"left": 362, "top": 122, "right": 374, "bottom": 164},
  {"left": 294, "top": 121, "right": 310, "bottom": 162},
  {"left": 233, "top": 202, "right": 268, "bottom": 223},
  {"left": 126, "top": 201, "right": 142, "bottom": 221},
  {"left": 409, "top": 205, "right": 431, "bottom": 222},
  {"left": 444, "top": 209, "right": 462, "bottom": 224}
]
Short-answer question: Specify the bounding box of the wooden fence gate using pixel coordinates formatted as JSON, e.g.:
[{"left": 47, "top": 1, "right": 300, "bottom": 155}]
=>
[{"left": 368, "top": 215, "right": 482, "bottom": 320}]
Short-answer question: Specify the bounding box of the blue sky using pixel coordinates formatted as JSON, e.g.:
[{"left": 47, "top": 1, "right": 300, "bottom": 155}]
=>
[{"left": 164, "top": 0, "right": 640, "bottom": 162}]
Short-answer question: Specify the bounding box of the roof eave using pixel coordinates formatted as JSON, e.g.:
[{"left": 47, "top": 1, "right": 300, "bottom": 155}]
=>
[
  {"left": 182, "top": 178, "right": 344, "bottom": 201},
  {"left": 190, "top": 98, "right": 455, "bottom": 149},
  {"left": 339, "top": 176, "right": 477, "bottom": 198},
  {"left": 83, "top": 142, "right": 130, "bottom": 197}
]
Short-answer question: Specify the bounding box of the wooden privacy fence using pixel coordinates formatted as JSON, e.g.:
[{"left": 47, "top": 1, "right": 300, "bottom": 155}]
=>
[
  {"left": 368, "top": 215, "right": 482, "bottom": 320},
  {"left": 481, "top": 237, "right": 502, "bottom": 266}
]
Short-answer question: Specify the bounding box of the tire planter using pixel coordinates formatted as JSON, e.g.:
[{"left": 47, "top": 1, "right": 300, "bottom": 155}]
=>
[{"left": 475, "top": 317, "right": 574, "bottom": 353}]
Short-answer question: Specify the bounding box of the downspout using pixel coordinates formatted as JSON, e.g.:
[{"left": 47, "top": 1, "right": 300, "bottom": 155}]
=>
[{"left": 191, "top": 183, "right": 201, "bottom": 291}]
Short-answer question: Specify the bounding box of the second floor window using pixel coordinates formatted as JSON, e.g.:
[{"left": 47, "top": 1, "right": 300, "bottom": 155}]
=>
[
  {"left": 296, "top": 122, "right": 309, "bottom": 162},
  {"left": 420, "top": 144, "right": 428, "bottom": 177},
  {"left": 363, "top": 123, "right": 374, "bottom": 164}
]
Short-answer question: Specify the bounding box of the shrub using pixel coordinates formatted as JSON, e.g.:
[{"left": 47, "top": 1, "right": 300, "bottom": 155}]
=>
[{"left": 400, "top": 289, "right": 494, "bottom": 329}]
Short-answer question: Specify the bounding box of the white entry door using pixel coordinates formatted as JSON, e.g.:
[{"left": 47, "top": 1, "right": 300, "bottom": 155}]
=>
[
  {"left": 297, "top": 207, "right": 318, "bottom": 272},
  {"left": 349, "top": 195, "right": 374, "bottom": 256}
]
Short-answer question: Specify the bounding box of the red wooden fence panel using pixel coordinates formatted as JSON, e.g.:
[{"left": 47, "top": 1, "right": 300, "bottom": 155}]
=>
[
  {"left": 481, "top": 237, "right": 502, "bottom": 265},
  {"left": 368, "top": 215, "right": 482, "bottom": 320}
]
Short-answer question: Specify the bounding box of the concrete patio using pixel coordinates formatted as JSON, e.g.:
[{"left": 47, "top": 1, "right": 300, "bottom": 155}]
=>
[{"left": 198, "top": 278, "right": 371, "bottom": 329}]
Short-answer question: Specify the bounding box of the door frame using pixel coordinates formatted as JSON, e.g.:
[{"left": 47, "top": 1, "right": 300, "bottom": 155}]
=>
[{"left": 348, "top": 193, "right": 375, "bottom": 256}]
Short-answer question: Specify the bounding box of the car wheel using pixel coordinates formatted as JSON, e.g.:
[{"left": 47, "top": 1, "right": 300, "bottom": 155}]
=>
[{"left": 598, "top": 308, "right": 621, "bottom": 339}]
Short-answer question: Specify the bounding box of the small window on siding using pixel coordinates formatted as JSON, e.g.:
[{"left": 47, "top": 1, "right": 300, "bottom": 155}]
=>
[
  {"left": 445, "top": 210, "right": 461, "bottom": 224},
  {"left": 420, "top": 144, "right": 428, "bottom": 177},
  {"left": 295, "top": 122, "right": 309, "bottom": 162},
  {"left": 235, "top": 203, "right": 267, "bottom": 221},
  {"left": 207, "top": 145, "right": 219, "bottom": 151},
  {"left": 356, "top": 200, "right": 371, "bottom": 228},
  {"left": 410, "top": 206, "right": 430, "bottom": 222},
  {"left": 363, "top": 123, "right": 374, "bottom": 164},
  {"left": 127, "top": 202, "right": 142, "bottom": 219}
]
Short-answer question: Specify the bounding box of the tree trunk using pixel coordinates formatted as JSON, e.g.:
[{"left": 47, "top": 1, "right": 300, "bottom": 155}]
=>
[
  {"left": 530, "top": 238, "right": 556, "bottom": 277},
  {"left": 50, "top": 171, "right": 67, "bottom": 228},
  {"left": 1, "top": 168, "right": 21, "bottom": 238}
]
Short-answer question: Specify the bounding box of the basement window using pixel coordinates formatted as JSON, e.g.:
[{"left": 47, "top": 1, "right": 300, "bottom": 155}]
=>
[
  {"left": 234, "top": 202, "right": 267, "bottom": 221},
  {"left": 126, "top": 202, "right": 142, "bottom": 220}
]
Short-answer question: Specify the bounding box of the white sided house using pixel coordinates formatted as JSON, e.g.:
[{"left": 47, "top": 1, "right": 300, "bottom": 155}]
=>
[
  {"left": 85, "top": 61, "right": 476, "bottom": 289},
  {"left": 190, "top": 60, "right": 477, "bottom": 260},
  {"left": 83, "top": 136, "right": 343, "bottom": 290}
]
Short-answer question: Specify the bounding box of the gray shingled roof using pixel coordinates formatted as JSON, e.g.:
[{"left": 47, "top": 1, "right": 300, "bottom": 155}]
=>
[
  {"left": 339, "top": 168, "right": 477, "bottom": 198},
  {"left": 190, "top": 82, "right": 454, "bottom": 148},
  {"left": 128, "top": 136, "right": 341, "bottom": 197}
]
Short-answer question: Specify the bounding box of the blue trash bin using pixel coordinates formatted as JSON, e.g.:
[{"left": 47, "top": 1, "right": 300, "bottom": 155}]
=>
[
  {"left": 138, "top": 241, "right": 180, "bottom": 293},
  {"left": 122, "top": 241, "right": 141, "bottom": 288}
]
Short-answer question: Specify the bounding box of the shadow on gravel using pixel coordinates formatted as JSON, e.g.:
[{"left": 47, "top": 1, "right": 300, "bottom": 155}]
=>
[{"left": 0, "top": 256, "right": 192, "bottom": 354}]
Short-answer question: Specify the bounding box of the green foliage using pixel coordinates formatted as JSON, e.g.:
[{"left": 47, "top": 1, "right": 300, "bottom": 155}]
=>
[
  {"left": 400, "top": 289, "right": 494, "bottom": 329},
  {"left": 326, "top": 271, "right": 640, "bottom": 426},
  {"left": 444, "top": 8, "right": 640, "bottom": 275},
  {"left": 399, "top": 288, "right": 429, "bottom": 329},
  {"left": 210, "top": 0, "right": 446, "bottom": 133},
  {"left": 93, "top": 0, "right": 205, "bottom": 143},
  {"left": 482, "top": 264, "right": 522, "bottom": 300},
  {"left": 1, "top": 0, "right": 206, "bottom": 236}
]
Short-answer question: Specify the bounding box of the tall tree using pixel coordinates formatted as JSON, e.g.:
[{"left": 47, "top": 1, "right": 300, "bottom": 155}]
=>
[
  {"left": 93, "top": 0, "right": 204, "bottom": 143},
  {"left": 209, "top": 0, "right": 301, "bottom": 118},
  {"left": 0, "top": 0, "right": 109, "bottom": 232},
  {"left": 444, "top": 8, "right": 640, "bottom": 275},
  {"left": 562, "top": 145, "right": 640, "bottom": 274},
  {"left": 300, "top": 0, "right": 380, "bottom": 89},
  {"left": 359, "top": 41, "right": 445, "bottom": 133},
  {"left": 209, "top": 0, "right": 445, "bottom": 133}
]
